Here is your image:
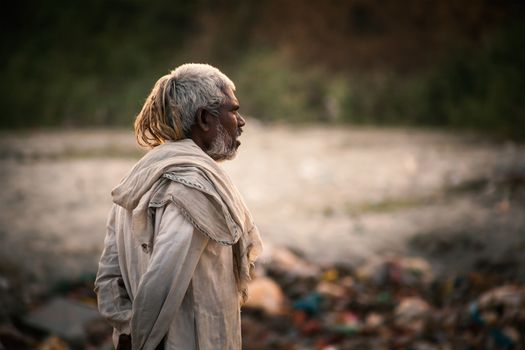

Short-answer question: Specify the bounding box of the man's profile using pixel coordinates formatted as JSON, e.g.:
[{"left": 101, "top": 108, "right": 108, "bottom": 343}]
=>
[{"left": 94, "top": 63, "right": 263, "bottom": 350}]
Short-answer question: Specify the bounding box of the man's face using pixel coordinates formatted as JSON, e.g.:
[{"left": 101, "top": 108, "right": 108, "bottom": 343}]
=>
[{"left": 206, "top": 89, "right": 246, "bottom": 161}]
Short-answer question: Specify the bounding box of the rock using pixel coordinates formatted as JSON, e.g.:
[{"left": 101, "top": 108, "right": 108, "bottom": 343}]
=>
[
  {"left": 356, "top": 259, "right": 387, "bottom": 285},
  {"left": 397, "top": 257, "right": 434, "bottom": 286},
  {"left": 357, "top": 257, "right": 433, "bottom": 287},
  {"left": 394, "top": 297, "right": 431, "bottom": 332},
  {"left": 478, "top": 284, "right": 525, "bottom": 309},
  {"left": 365, "top": 312, "right": 384, "bottom": 329},
  {"left": 316, "top": 281, "right": 346, "bottom": 298},
  {"left": 244, "top": 276, "right": 287, "bottom": 315},
  {"left": 340, "top": 276, "right": 355, "bottom": 289},
  {"left": 259, "top": 245, "right": 319, "bottom": 278},
  {"left": 24, "top": 297, "right": 103, "bottom": 343}
]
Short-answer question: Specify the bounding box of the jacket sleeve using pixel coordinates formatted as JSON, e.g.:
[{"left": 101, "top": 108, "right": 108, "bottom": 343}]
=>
[
  {"left": 131, "top": 202, "right": 209, "bottom": 350},
  {"left": 94, "top": 205, "right": 133, "bottom": 336}
]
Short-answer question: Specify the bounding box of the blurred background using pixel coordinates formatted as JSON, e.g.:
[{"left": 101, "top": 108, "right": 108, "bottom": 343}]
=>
[{"left": 1, "top": 0, "right": 525, "bottom": 349}]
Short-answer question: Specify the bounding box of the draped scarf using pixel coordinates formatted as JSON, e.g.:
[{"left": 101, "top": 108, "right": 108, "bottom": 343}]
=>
[{"left": 111, "top": 138, "right": 263, "bottom": 302}]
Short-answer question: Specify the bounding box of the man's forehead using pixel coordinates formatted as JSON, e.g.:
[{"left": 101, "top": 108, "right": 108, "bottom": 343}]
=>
[{"left": 224, "top": 88, "right": 239, "bottom": 106}]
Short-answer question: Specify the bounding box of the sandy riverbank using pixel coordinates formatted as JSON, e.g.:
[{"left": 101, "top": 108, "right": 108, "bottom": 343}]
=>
[{"left": 0, "top": 125, "right": 524, "bottom": 285}]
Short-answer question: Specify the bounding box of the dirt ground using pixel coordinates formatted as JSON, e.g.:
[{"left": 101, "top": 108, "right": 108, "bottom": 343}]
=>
[{"left": 1, "top": 124, "right": 524, "bottom": 286}]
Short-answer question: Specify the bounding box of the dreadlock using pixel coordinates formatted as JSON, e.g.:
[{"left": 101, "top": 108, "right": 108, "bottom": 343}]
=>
[{"left": 134, "top": 63, "right": 236, "bottom": 149}]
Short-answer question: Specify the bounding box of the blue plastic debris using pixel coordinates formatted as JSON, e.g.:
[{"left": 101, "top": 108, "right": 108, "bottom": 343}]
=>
[{"left": 292, "top": 293, "right": 322, "bottom": 316}]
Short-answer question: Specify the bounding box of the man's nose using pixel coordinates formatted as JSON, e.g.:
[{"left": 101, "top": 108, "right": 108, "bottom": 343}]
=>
[{"left": 237, "top": 113, "right": 246, "bottom": 127}]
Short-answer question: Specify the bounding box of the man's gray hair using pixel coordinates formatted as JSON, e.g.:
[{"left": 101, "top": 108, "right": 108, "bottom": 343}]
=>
[
  {"left": 134, "top": 63, "right": 235, "bottom": 148},
  {"left": 171, "top": 63, "right": 236, "bottom": 136}
]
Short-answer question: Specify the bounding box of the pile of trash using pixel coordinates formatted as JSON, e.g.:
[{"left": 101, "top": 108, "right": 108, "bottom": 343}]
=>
[
  {"left": 1, "top": 246, "right": 524, "bottom": 349},
  {"left": 242, "top": 246, "right": 525, "bottom": 350}
]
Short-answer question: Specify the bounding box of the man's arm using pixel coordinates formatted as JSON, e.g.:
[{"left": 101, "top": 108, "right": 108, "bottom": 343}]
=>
[
  {"left": 131, "top": 202, "right": 209, "bottom": 350},
  {"left": 94, "top": 205, "right": 133, "bottom": 337}
]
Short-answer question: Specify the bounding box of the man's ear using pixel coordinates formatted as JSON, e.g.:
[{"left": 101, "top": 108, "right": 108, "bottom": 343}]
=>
[{"left": 195, "top": 107, "right": 213, "bottom": 132}]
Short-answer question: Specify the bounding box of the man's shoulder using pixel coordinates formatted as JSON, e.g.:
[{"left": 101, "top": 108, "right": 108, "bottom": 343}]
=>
[{"left": 148, "top": 178, "right": 207, "bottom": 209}]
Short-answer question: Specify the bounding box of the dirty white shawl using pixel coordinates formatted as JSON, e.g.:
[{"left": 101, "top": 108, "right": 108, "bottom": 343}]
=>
[{"left": 111, "top": 139, "right": 262, "bottom": 345}]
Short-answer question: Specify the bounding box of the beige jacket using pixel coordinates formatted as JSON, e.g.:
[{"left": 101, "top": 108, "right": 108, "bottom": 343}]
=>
[{"left": 94, "top": 139, "right": 262, "bottom": 350}]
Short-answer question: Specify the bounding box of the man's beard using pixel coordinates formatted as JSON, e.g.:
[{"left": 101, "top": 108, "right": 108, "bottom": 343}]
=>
[{"left": 206, "top": 123, "right": 239, "bottom": 161}]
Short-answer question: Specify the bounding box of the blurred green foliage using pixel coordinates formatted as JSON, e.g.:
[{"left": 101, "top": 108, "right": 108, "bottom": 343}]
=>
[
  {"left": 1, "top": 0, "right": 200, "bottom": 128},
  {"left": 342, "top": 19, "right": 525, "bottom": 139},
  {"left": 231, "top": 19, "right": 525, "bottom": 139},
  {"left": 1, "top": 1, "right": 523, "bottom": 139},
  {"left": 232, "top": 52, "right": 334, "bottom": 123},
  {"left": 416, "top": 21, "right": 525, "bottom": 138}
]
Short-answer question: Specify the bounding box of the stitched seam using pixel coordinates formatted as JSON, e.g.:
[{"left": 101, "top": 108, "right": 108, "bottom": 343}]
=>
[
  {"left": 163, "top": 173, "right": 210, "bottom": 192},
  {"left": 160, "top": 173, "right": 241, "bottom": 242},
  {"left": 171, "top": 197, "right": 234, "bottom": 246},
  {"left": 149, "top": 199, "right": 169, "bottom": 208}
]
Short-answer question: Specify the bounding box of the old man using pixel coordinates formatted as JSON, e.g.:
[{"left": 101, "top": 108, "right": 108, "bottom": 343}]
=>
[{"left": 94, "top": 63, "right": 263, "bottom": 350}]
